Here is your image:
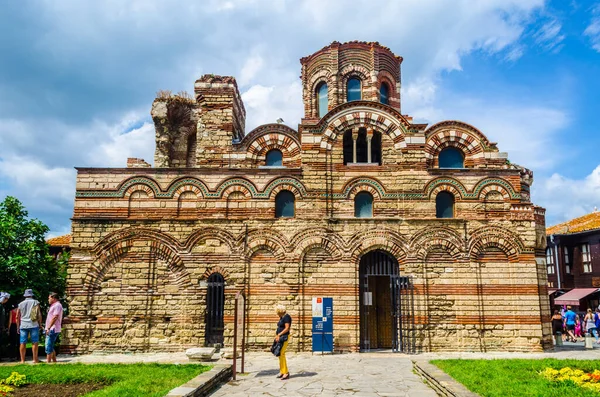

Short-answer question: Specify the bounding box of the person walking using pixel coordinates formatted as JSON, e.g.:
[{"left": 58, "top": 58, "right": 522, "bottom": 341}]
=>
[
  {"left": 0, "top": 292, "right": 10, "bottom": 360},
  {"left": 564, "top": 306, "right": 577, "bottom": 342},
  {"left": 16, "top": 289, "right": 42, "bottom": 364},
  {"left": 44, "top": 292, "right": 63, "bottom": 363},
  {"left": 274, "top": 304, "right": 292, "bottom": 380},
  {"left": 551, "top": 309, "right": 564, "bottom": 344},
  {"left": 584, "top": 308, "right": 598, "bottom": 343},
  {"left": 7, "top": 305, "right": 19, "bottom": 361}
]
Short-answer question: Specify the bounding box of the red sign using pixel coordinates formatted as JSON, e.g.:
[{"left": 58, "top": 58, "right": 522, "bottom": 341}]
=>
[{"left": 317, "top": 297, "right": 322, "bottom": 303}]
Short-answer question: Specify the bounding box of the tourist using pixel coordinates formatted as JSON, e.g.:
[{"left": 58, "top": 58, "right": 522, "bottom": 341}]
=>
[
  {"left": 274, "top": 304, "right": 292, "bottom": 380},
  {"left": 595, "top": 309, "right": 600, "bottom": 344},
  {"left": 563, "top": 305, "right": 577, "bottom": 342},
  {"left": 0, "top": 292, "right": 9, "bottom": 360},
  {"left": 551, "top": 309, "right": 563, "bottom": 344},
  {"left": 584, "top": 308, "right": 598, "bottom": 343},
  {"left": 45, "top": 292, "right": 63, "bottom": 363},
  {"left": 16, "top": 289, "right": 42, "bottom": 364},
  {"left": 575, "top": 314, "right": 582, "bottom": 338},
  {"left": 7, "top": 304, "right": 19, "bottom": 361}
]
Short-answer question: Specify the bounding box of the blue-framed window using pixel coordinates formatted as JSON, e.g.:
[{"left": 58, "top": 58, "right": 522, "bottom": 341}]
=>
[
  {"left": 436, "top": 192, "right": 454, "bottom": 218},
  {"left": 438, "top": 147, "right": 464, "bottom": 168},
  {"left": 380, "top": 83, "right": 389, "bottom": 105},
  {"left": 317, "top": 83, "right": 328, "bottom": 118},
  {"left": 275, "top": 190, "right": 295, "bottom": 218},
  {"left": 265, "top": 149, "right": 283, "bottom": 167},
  {"left": 347, "top": 78, "right": 361, "bottom": 102},
  {"left": 354, "top": 192, "right": 373, "bottom": 218}
]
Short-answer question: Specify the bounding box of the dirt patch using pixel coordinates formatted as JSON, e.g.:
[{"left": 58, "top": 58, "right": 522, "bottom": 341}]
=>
[{"left": 11, "top": 383, "right": 105, "bottom": 397}]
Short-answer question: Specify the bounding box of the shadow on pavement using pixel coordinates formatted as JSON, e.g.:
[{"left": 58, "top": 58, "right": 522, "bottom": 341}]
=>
[
  {"left": 256, "top": 369, "right": 280, "bottom": 377},
  {"left": 292, "top": 371, "right": 318, "bottom": 378}
]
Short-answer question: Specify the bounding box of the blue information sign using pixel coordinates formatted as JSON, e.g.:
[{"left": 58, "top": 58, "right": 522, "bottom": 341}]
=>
[{"left": 311, "top": 297, "right": 333, "bottom": 352}]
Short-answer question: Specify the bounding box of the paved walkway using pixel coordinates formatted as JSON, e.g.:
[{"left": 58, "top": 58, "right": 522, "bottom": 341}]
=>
[
  {"left": 211, "top": 352, "right": 437, "bottom": 397},
  {"left": 4, "top": 342, "right": 600, "bottom": 396}
]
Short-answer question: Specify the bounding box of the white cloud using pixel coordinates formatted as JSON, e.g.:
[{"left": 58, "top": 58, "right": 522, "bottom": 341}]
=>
[
  {"left": 533, "top": 19, "right": 565, "bottom": 52},
  {"left": 534, "top": 165, "right": 600, "bottom": 226},
  {"left": 238, "top": 54, "right": 265, "bottom": 86},
  {"left": 584, "top": 7, "right": 600, "bottom": 52},
  {"left": 242, "top": 81, "right": 303, "bottom": 131}
]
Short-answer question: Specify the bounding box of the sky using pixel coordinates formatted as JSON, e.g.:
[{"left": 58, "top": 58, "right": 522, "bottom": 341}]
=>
[{"left": 1, "top": 0, "right": 599, "bottom": 237}]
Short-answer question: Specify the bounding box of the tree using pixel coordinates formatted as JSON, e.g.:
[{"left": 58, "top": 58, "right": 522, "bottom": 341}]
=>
[{"left": 0, "top": 196, "right": 67, "bottom": 309}]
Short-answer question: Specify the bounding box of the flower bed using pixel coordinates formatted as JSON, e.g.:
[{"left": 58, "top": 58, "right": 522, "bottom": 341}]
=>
[{"left": 540, "top": 367, "right": 600, "bottom": 393}]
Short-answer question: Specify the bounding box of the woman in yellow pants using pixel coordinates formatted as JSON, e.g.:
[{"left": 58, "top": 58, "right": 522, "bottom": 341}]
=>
[{"left": 275, "top": 304, "right": 292, "bottom": 380}]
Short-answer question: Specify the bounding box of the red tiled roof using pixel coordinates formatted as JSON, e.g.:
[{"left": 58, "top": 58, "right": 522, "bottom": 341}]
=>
[
  {"left": 547, "top": 211, "right": 600, "bottom": 235},
  {"left": 47, "top": 234, "right": 72, "bottom": 247}
]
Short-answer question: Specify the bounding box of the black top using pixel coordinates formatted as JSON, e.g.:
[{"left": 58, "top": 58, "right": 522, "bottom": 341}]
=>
[{"left": 277, "top": 313, "right": 292, "bottom": 335}]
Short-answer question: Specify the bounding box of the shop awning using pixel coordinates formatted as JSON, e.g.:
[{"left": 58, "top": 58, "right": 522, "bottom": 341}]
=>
[{"left": 554, "top": 288, "right": 599, "bottom": 306}]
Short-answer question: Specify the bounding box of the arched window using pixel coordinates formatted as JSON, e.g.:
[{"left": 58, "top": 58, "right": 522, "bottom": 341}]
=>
[
  {"left": 343, "top": 130, "right": 353, "bottom": 165},
  {"left": 380, "top": 83, "right": 389, "bottom": 105},
  {"left": 265, "top": 149, "right": 283, "bottom": 167},
  {"left": 436, "top": 191, "right": 455, "bottom": 218},
  {"left": 317, "top": 83, "right": 328, "bottom": 118},
  {"left": 347, "top": 78, "right": 361, "bottom": 102},
  {"left": 354, "top": 192, "right": 373, "bottom": 218},
  {"left": 438, "top": 147, "right": 464, "bottom": 168},
  {"left": 205, "top": 273, "right": 225, "bottom": 345},
  {"left": 275, "top": 190, "right": 295, "bottom": 218},
  {"left": 343, "top": 129, "right": 382, "bottom": 165}
]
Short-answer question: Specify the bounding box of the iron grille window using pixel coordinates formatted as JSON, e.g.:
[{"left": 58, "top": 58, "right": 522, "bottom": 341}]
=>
[
  {"left": 582, "top": 243, "right": 592, "bottom": 273},
  {"left": 205, "top": 273, "right": 225, "bottom": 346}
]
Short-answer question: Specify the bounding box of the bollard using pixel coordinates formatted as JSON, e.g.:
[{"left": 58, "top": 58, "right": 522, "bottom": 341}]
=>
[
  {"left": 555, "top": 332, "right": 563, "bottom": 347},
  {"left": 585, "top": 335, "right": 594, "bottom": 349}
]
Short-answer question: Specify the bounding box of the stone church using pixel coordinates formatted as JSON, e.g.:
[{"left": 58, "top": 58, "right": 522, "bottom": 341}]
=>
[{"left": 64, "top": 41, "right": 551, "bottom": 354}]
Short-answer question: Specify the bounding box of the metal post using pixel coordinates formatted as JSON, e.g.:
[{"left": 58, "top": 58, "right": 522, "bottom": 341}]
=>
[{"left": 233, "top": 296, "right": 238, "bottom": 380}]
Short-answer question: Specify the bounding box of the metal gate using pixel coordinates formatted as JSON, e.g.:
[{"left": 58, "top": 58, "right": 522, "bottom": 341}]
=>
[
  {"left": 205, "top": 273, "right": 225, "bottom": 346},
  {"left": 360, "top": 250, "right": 415, "bottom": 353}
]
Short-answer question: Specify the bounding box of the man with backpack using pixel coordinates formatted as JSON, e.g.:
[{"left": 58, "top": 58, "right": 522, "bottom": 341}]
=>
[{"left": 16, "top": 289, "right": 42, "bottom": 364}]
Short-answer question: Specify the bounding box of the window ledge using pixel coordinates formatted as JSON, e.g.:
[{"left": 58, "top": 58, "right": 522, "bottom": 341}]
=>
[
  {"left": 346, "top": 162, "right": 380, "bottom": 166},
  {"left": 259, "top": 166, "right": 287, "bottom": 169}
]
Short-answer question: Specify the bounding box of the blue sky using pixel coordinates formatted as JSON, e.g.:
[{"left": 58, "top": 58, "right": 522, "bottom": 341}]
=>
[{"left": 0, "top": 0, "right": 599, "bottom": 236}]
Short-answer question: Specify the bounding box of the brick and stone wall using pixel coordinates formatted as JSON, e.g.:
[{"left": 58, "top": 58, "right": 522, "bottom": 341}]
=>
[{"left": 63, "top": 41, "right": 550, "bottom": 354}]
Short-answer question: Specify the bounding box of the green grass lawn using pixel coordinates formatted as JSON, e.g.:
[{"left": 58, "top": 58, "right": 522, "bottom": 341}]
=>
[
  {"left": 432, "top": 359, "right": 600, "bottom": 397},
  {"left": 0, "top": 363, "right": 211, "bottom": 396}
]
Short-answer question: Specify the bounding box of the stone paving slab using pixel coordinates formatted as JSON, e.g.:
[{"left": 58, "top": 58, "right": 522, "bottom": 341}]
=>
[{"left": 210, "top": 352, "right": 438, "bottom": 397}]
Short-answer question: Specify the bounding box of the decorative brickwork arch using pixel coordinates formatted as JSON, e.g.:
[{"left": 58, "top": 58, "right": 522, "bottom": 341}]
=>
[
  {"left": 87, "top": 232, "right": 184, "bottom": 293},
  {"left": 263, "top": 177, "right": 308, "bottom": 199},
  {"left": 320, "top": 105, "right": 408, "bottom": 152},
  {"left": 306, "top": 68, "right": 333, "bottom": 118},
  {"left": 242, "top": 124, "right": 301, "bottom": 167},
  {"left": 220, "top": 184, "right": 253, "bottom": 200},
  {"left": 424, "top": 177, "right": 467, "bottom": 200},
  {"left": 124, "top": 184, "right": 155, "bottom": 199},
  {"left": 348, "top": 228, "right": 408, "bottom": 262},
  {"left": 424, "top": 121, "right": 493, "bottom": 168},
  {"left": 468, "top": 226, "right": 525, "bottom": 263},
  {"left": 168, "top": 178, "right": 208, "bottom": 199},
  {"left": 342, "top": 177, "right": 385, "bottom": 199},
  {"left": 149, "top": 240, "right": 192, "bottom": 288},
  {"left": 472, "top": 178, "right": 519, "bottom": 200},
  {"left": 242, "top": 228, "right": 288, "bottom": 261},
  {"left": 93, "top": 227, "right": 181, "bottom": 253},
  {"left": 408, "top": 227, "right": 465, "bottom": 261},
  {"left": 119, "top": 176, "right": 161, "bottom": 198},
  {"left": 202, "top": 265, "right": 230, "bottom": 281},
  {"left": 184, "top": 227, "right": 237, "bottom": 254},
  {"left": 291, "top": 228, "right": 344, "bottom": 262},
  {"left": 213, "top": 178, "right": 259, "bottom": 199}
]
